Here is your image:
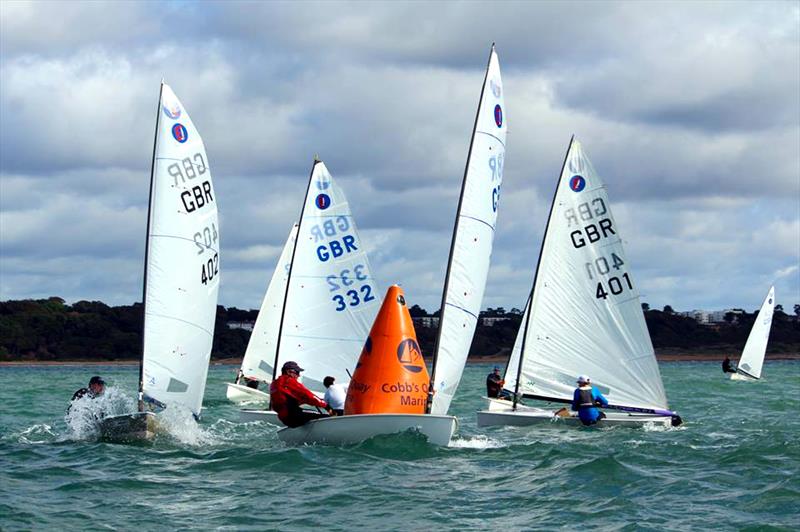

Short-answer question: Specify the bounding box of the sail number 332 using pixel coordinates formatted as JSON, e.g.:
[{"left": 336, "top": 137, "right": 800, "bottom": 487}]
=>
[{"left": 327, "top": 264, "right": 375, "bottom": 311}]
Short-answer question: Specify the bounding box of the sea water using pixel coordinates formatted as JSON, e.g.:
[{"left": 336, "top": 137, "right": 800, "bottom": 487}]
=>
[{"left": 1, "top": 362, "right": 798, "bottom": 530}]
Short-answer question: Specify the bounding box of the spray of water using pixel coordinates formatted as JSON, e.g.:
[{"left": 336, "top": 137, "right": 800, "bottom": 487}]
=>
[{"left": 63, "top": 386, "right": 135, "bottom": 440}]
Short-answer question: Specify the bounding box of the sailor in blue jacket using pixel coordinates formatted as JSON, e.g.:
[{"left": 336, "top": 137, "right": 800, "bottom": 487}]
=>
[{"left": 571, "top": 375, "right": 608, "bottom": 425}]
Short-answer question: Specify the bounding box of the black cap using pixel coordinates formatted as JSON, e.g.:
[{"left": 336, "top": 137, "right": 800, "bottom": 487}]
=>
[
  {"left": 89, "top": 376, "right": 105, "bottom": 386},
  {"left": 281, "top": 361, "right": 304, "bottom": 373}
]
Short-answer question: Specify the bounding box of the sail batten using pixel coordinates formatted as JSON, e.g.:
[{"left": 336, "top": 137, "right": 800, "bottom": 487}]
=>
[
  {"left": 429, "top": 46, "right": 506, "bottom": 415},
  {"left": 141, "top": 83, "right": 220, "bottom": 418}
]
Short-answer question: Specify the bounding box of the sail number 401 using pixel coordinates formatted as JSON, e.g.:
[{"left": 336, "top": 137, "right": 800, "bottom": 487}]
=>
[{"left": 596, "top": 273, "right": 633, "bottom": 299}]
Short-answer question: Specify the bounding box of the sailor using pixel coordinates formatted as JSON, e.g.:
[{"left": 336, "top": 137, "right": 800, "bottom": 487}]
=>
[
  {"left": 67, "top": 375, "right": 105, "bottom": 414},
  {"left": 270, "top": 361, "right": 332, "bottom": 427},
  {"left": 571, "top": 375, "right": 608, "bottom": 426},
  {"left": 323, "top": 376, "right": 347, "bottom": 416},
  {"left": 722, "top": 356, "right": 736, "bottom": 373},
  {"left": 234, "top": 369, "right": 259, "bottom": 389},
  {"left": 486, "top": 366, "right": 512, "bottom": 399}
]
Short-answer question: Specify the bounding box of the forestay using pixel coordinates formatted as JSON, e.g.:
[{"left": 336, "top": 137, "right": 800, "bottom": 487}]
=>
[
  {"left": 238, "top": 224, "right": 298, "bottom": 383},
  {"left": 275, "top": 161, "right": 381, "bottom": 394},
  {"left": 430, "top": 45, "right": 506, "bottom": 415},
  {"left": 505, "top": 139, "right": 668, "bottom": 411},
  {"left": 737, "top": 285, "right": 775, "bottom": 379},
  {"left": 141, "top": 83, "right": 220, "bottom": 417}
]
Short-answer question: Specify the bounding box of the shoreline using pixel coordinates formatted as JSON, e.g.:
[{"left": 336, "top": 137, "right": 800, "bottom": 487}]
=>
[{"left": 2, "top": 353, "right": 798, "bottom": 367}]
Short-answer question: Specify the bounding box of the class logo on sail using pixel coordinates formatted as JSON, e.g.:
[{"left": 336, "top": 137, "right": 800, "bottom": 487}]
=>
[
  {"left": 316, "top": 173, "right": 331, "bottom": 190},
  {"left": 569, "top": 175, "right": 586, "bottom": 192},
  {"left": 490, "top": 78, "right": 502, "bottom": 98},
  {"left": 494, "top": 105, "right": 503, "bottom": 128},
  {"left": 162, "top": 101, "right": 182, "bottom": 120},
  {"left": 315, "top": 193, "right": 331, "bottom": 210},
  {"left": 172, "top": 123, "right": 188, "bottom": 143}
]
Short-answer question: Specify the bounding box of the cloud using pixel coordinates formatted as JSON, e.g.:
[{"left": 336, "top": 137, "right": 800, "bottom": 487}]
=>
[{"left": 1, "top": 0, "right": 798, "bottom": 315}]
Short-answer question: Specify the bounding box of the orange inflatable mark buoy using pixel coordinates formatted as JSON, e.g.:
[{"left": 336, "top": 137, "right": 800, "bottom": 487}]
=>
[{"left": 345, "top": 285, "right": 430, "bottom": 415}]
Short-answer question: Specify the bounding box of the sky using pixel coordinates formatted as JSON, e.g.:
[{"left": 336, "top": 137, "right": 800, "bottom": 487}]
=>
[{"left": 0, "top": 0, "right": 798, "bottom": 314}]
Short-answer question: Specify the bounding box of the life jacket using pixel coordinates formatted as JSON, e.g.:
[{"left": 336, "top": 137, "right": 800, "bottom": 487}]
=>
[{"left": 578, "top": 387, "right": 595, "bottom": 408}]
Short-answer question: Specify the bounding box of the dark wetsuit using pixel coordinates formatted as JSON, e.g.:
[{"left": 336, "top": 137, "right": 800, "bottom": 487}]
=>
[
  {"left": 486, "top": 373, "right": 504, "bottom": 398},
  {"left": 722, "top": 358, "right": 736, "bottom": 373},
  {"left": 67, "top": 388, "right": 99, "bottom": 416}
]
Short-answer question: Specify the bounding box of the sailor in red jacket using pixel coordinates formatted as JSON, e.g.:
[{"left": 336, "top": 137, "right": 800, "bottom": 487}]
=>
[{"left": 270, "top": 361, "right": 332, "bottom": 427}]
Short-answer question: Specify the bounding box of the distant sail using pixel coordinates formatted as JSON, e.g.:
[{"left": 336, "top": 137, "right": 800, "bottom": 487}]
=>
[
  {"left": 506, "top": 139, "right": 668, "bottom": 412},
  {"left": 141, "top": 83, "right": 220, "bottom": 417},
  {"left": 274, "top": 160, "right": 381, "bottom": 394},
  {"left": 430, "top": 45, "right": 506, "bottom": 415},
  {"left": 238, "top": 224, "right": 298, "bottom": 383},
  {"left": 736, "top": 286, "right": 775, "bottom": 379}
]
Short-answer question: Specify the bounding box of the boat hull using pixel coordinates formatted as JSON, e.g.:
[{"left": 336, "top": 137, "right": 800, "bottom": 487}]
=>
[
  {"left": 226, "top": 382, "right": 270, "bottom": 404},
  {"left": 98, "top": 412, "right": 159, "bottom": 443},
  {"left": 239, "top": 409, "right": 281, "bottom": 424},
  {"left": 730, "top": 371, "right": 759, "bottom": 381},
  {"left": 277, "top": 414, "right": 458, "bottom": 447},
  {"left": 476, "top": 398, "right": 672, "bottom": 428}
]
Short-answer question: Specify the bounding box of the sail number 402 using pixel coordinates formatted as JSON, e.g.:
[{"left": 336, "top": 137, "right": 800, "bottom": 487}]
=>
[{"left": 201, "top": 253, "right": 219, "bottom": 285}]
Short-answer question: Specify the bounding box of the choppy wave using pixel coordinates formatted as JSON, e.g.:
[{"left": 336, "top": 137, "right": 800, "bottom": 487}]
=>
[{"left": 1, "top": 361, "right": 799, "bottom": 529}]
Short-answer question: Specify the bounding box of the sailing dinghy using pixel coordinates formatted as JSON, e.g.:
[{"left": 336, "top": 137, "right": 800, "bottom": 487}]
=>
[
  {"left": 730, "top": 286, "right": 775, "bottom": 381},
  {"left": 277, "top": 44, "right": 506, "bottom": 446},
  {"left": 99, "top": 82, "right": 221, "bottom": 442},
  {"left": 476, "top": 138, "right": 682, "bottom": 428},
  {"left": 240, "top": 159, "right": 382, "bottom": 424},
  {"left": 226, "top": 225, "right": 297, "bottom": 404}
]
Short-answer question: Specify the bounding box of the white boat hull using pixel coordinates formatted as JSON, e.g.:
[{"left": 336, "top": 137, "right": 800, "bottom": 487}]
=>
[
  {"left": 277, "top": 414, "right": 458, "bottom": 447},
  {"left": 239, "top": 409, "right": 281, "bottom": 424},
  {"left": 98, "top": 412, "right": 159, "bottom": 443},
  {"left": 226, "top": 382, "right": 270, "bottom": 404},
  {"left": 476, "top": 398, "right": 672, "bottom": 428},
  {"left": 730, "top": 371, "right": 759, "bottom": 381}
]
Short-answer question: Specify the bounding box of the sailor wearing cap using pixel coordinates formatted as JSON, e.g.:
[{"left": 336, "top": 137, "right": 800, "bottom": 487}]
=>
[
  {"left": 269, "top": 361, "right": 333, "bottom": 427},
  {"left": 571, "top": 375, "right": 608, "bottom": 426},
  {"left": 67, "top": 375, "right": 106, "bottom": 414}
]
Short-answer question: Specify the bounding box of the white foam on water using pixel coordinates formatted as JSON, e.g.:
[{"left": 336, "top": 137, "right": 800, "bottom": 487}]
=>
[
  {"left": 17, "top": 423, "right": 57, "bottom": 444},
  {"left": 448, "top": 434, "right": 506, "bottom": 449},
  {"left": 64, "top": 386, "right": 135, "bottom": 440},
  {"left": 155, "top": 404, "right": 216, "bottom": 446}
]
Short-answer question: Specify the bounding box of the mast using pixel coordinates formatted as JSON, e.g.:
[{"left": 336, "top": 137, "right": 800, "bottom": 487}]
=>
[
  {"left": 426, "top": 44, "right": 494, "bottom": 414},
  {"left": 269, "top": 157, "right": 320, "bottom": 403},
  {"left": 139, "top": 81, "right": 164, "bottom": 413},
  {"left": 512, "top": 136, "right": 575, "bottom": 410}
]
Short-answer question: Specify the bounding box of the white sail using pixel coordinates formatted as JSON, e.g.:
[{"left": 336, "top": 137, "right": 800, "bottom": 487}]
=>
[
  {"left": 238, "top": 224, "right": 298, "bottom": 383},
  {"left": 430, "top": 45, "right": 506, "bottom": 415},
  {"left": 275, "top": 160, "right": 381, "bottom": 394},
  {"left": 141, "top": 83, "right": 220, "bottom": 417},
  {"left": 737, "top": 286, "right": 775, "bottom": 379},
  {"left": 510, "top": 138, "right": 668, "bottom": 411},
  {"left": 502, "top": 297, "right": 529, "bottom": 395}
]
